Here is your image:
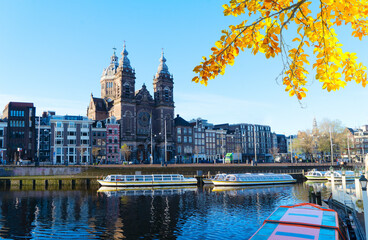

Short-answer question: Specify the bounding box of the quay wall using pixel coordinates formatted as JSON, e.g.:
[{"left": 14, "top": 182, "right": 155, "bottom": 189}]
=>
[{"left": 0, "top": 163, "right": 355, "bottom": 177}]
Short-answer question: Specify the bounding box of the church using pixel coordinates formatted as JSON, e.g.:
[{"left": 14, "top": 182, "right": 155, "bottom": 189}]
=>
[{"left": 87, "top": 44, "right": 175, "bottom": 163}]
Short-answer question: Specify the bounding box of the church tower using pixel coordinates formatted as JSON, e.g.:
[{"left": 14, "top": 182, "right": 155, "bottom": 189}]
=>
[
  {"left": 113, "top": 43, "right": 136, "bottom": 140},
  {"left": 100, "top": 49, "right": 119, "bottom": 101},
  {"left": 153, "top": 51, "right": 174, "bottom": 159}
]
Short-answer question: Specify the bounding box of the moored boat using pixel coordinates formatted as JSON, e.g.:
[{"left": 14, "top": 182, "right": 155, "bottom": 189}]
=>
[
  {"left": 97, "top": 174, "right": 197, "bottom": 187},
  {"left": 325, "top": 170, "right": 355, "bottom": 181},
  {"left": 203, "top": 173, "right": 227, "bottom": 184},
  {"left": 250, "top": 203, "right": 347, "bottom": 240},
  {"left": 305, "top": 169, "right": 327, "bottom": 181},
  {"left": 212, "top": 173, "right": 296, "bottom": 186}
]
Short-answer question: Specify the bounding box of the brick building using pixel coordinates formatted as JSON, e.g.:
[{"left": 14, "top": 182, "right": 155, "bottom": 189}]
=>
[
  {"left": 174, "top": 114, "right": 193, "bottom": 163},
  {"left": 2, "top": 102, "right": 36, "bottom": 163},
  {"left": 87, "top": 45, "right": 175, "bottom": 163}
]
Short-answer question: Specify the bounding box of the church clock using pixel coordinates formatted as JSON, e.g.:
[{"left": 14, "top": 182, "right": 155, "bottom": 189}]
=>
[{"left": 138, "top": 111, "right": 150, "bottom": 127}]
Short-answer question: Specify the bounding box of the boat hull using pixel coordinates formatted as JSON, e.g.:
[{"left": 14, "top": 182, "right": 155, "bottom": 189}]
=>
[
  {"left": 212, "top": 179, "right": 296, "bottom": 186},
  {"left": 304, "top": 176, "right": 327, "bottom": 181},
  {"left": 97, "top": 180, "right": 197, "bottom": 187},
  {"left": 203, "top": 179, "right": 213, "bottom": 184}
]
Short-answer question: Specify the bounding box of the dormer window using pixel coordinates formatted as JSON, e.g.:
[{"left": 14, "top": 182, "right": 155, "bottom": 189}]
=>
[{"left": 97, "top": 122, "right": 102, "bottom": 128}]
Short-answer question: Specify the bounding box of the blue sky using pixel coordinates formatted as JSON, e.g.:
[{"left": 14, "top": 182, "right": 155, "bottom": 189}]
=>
[{"left": 0, "top": 0, "right": 367, "bottom": 135}]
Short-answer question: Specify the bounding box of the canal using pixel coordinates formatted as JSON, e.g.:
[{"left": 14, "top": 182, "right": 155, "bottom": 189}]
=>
[{"left": 0, "top": 182, "right": 336, "bottom": 240}]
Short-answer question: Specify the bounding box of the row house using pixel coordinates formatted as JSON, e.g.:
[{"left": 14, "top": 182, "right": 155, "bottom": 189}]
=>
[
  {"left": 276, "top": 134, "right": 288, "bottom": 154},
  {"left": 218, "top": 123, "right": 273, "bottom": 163},
  {"left": 35, "top": 111, "right": 54, "bottom": 163},
  {"left": 0, "top": 119, "right": 7, "bottom": 163},
  {"left": 2, "top": 102, "right": 36, "bottom": 163},
  {"left": 91, "top": 116, "right": 120, "bottom": 164},
  {"left": 174, "top": 115, "right": 193, "bottom": 163},
  {"left": 191, "top": 118, "right": 206, "bottom": 163},
  {"left": 91, "top": 120, "right": 106, "bottom": 164},
  {"left": 106, "top": 116, "right": 120, "bottom": 163},
  {"left": 50, "top": 115, "right": 93, "bottom": 165}
]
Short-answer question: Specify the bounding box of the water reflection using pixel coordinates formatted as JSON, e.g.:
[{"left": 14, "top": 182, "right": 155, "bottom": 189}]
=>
[{"left": 0, "top": 183, "right": 331, "bottom": 240}]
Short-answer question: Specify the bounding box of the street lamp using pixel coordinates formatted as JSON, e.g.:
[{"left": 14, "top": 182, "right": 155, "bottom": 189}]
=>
[{"left": 359, "top": 174, "right": 368, "bottom": 240}]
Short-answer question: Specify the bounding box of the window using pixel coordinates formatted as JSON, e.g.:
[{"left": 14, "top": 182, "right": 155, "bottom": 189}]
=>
[
  {"left": 183, "top": 128, "right": 187, "bottom": 134},
  {"left": 124, "top": 85, "right": 130, "bottom": 97},
  {"left": 109, "top": 128, "right": 112, "bottom": 134},
  {"left": 68, "top": 131, "right": 76, "bottom": 136},
  {"left": 81, "top": 132, "right": 89, "bottom": 137},
  {"left": 114, "top": 137, "right": 118, "bottom": 143},
  {"left": 56, "top": 122, "right": 62, "bottom": 128},
  {"left": 189, "top": 136, "right": 192, "bottom": 143},
  {"left": 82, "top": 123, "right": 89, "bottom": 129},
  {"left": 68, "top": 139, "right": 76, "bottom": 145},
  {"left": 69, "top": 122, "right": 75, "bottom": 128},
  {"left": 177, "top": 136, "right": 181, "bottom": 143},
  {"left": 29, "top": 131, "right": 32, "bottom": 138},
  {"left": 177, "top": 146, "right": 181, "bottom": 154},
  {"left": 109, "top": 146, "right": 112, "bottom": 153},
  {"left": 109, "top": 138, "right": 112, "bottom": 143},
  {"left": 164, "top": 89, "right": 169, "bottom": 101},
  {"left": 114, "top": 129, "right": 118, "bottom": 135},
  {"left": 81, "top": 140, "right": 89, "bottom": 145},
  {"left": 68, "top": 148, "right": 74, "bottom": 154},
  {"left": 56, "top": 139, "right": 63, "bottom": 145},
  {"left": 177, "top": 128, "right": 181, "bottom": 134},
  {"left": 0, "top": 130, "right": 3, "bottom": 136},
  {"left": 184, "top": 136, "right": 187, "bottom": 143}
]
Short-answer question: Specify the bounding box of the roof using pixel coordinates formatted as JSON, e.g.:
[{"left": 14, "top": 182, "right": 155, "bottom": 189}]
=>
[
  {"left": 250, "top": 203, "right": 343, "bottom": 240},
  {"left": 92, "top": 97, "right": 108, "bottom": 112},
  {"left": 174, "top": 115, "right": 191, "bottom": 127}
]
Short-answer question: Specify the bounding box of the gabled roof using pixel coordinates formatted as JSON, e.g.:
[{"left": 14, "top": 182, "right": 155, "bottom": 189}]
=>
[
  {"left": 135, "top": 84, "right": 154, "bottom": 103},
  {"left": 174, "top": 115, "right": 191, "bottom": 127},
  {"left": 92, "top": 97, "right": 108, "bottom": 112}
]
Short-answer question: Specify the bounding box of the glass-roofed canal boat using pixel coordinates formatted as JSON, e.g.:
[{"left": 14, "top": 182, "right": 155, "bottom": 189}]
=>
[
  {"left": 212, "top": 173, "right": 296, "bottom": 186},
  {"left": 97, "top": 174, "right": 197, "bottom": 187}
]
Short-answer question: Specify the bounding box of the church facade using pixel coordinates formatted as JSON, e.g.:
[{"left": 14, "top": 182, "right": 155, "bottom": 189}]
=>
[{"left": 87, "top": 44, "right": 175, "bottom": 163}]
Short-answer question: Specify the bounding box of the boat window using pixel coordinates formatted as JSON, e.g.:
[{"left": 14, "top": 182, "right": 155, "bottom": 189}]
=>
[
  {"left": 126, "top": 176, "right": 134, "bottom": 182},
  {"left": 172, "top": 176, "right": 180, "bottom": 181},
  {"left": 154, "top": 176, "right": 163, "bottom": 181},
  {"left": 105, "top": 176, "right": 111, "bottom": 181},
  {"left": 163, "top": 176, "right": 172, "bottom": 181},
  {"left": 145, "top": 176, "right": 153, "bottom": 181},
  {"left": 135, "top": 176, "right": 144, "bottom": 181},
  {"left": 116, "top": 177, "right": 123, "bottom": 182},
  {"left": 110, "top": 176, "right": 116, "bottom": 182}
]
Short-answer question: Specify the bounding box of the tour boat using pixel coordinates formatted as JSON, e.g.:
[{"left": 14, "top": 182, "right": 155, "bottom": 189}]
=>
[
  {"left": 203, "top": 173, "right": 227, "bottom": 184},
  {"left": 250, "top": 203, "right": 347, "bottom": 240},
  {"left": 304, "top": 169, "right": 327, "bottom": 181},
  {"left": 212, "top": 173, "right": 296, "bottom": 186},
  {"left": 325, "top": 170, "right": 355, "bottom": 181},
  {"left": 97, "top": 174, "right": 197, "bottom": 187}
]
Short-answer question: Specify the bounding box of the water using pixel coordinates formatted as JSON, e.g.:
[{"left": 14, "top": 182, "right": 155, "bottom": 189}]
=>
[{"left": 0, "top": 183, "right": 333, "bottom": 240}]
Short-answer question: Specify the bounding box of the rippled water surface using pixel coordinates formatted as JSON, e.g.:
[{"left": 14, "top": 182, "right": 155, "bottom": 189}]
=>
[{"left": 0, "top": 182, "right": 333, "bottom": 240}]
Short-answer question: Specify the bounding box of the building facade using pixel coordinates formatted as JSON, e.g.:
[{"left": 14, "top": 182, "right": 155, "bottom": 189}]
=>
[
  {"left": 174, "top": 114, "right": 193, "bottom": 164},
  {"left": 0, "top": 119, "right": 7, "bottom": 163},
  {"left": 91, "top": 120, "right": 106, "bottom": 164},
  {"left": 87, "top": 45, "right": 175, "bottom": 163},
  {"left": 106, "top": 116, "right": 121, "bottom": 164},
  {"left": 2, "top": 102, "right": 36, "bottom": 163},
  {"left": 50, "top": 115, "right": 93, "bottom": 165},
  {"left": 35, "top": 111, "right": 54, "bottom": 163}
]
